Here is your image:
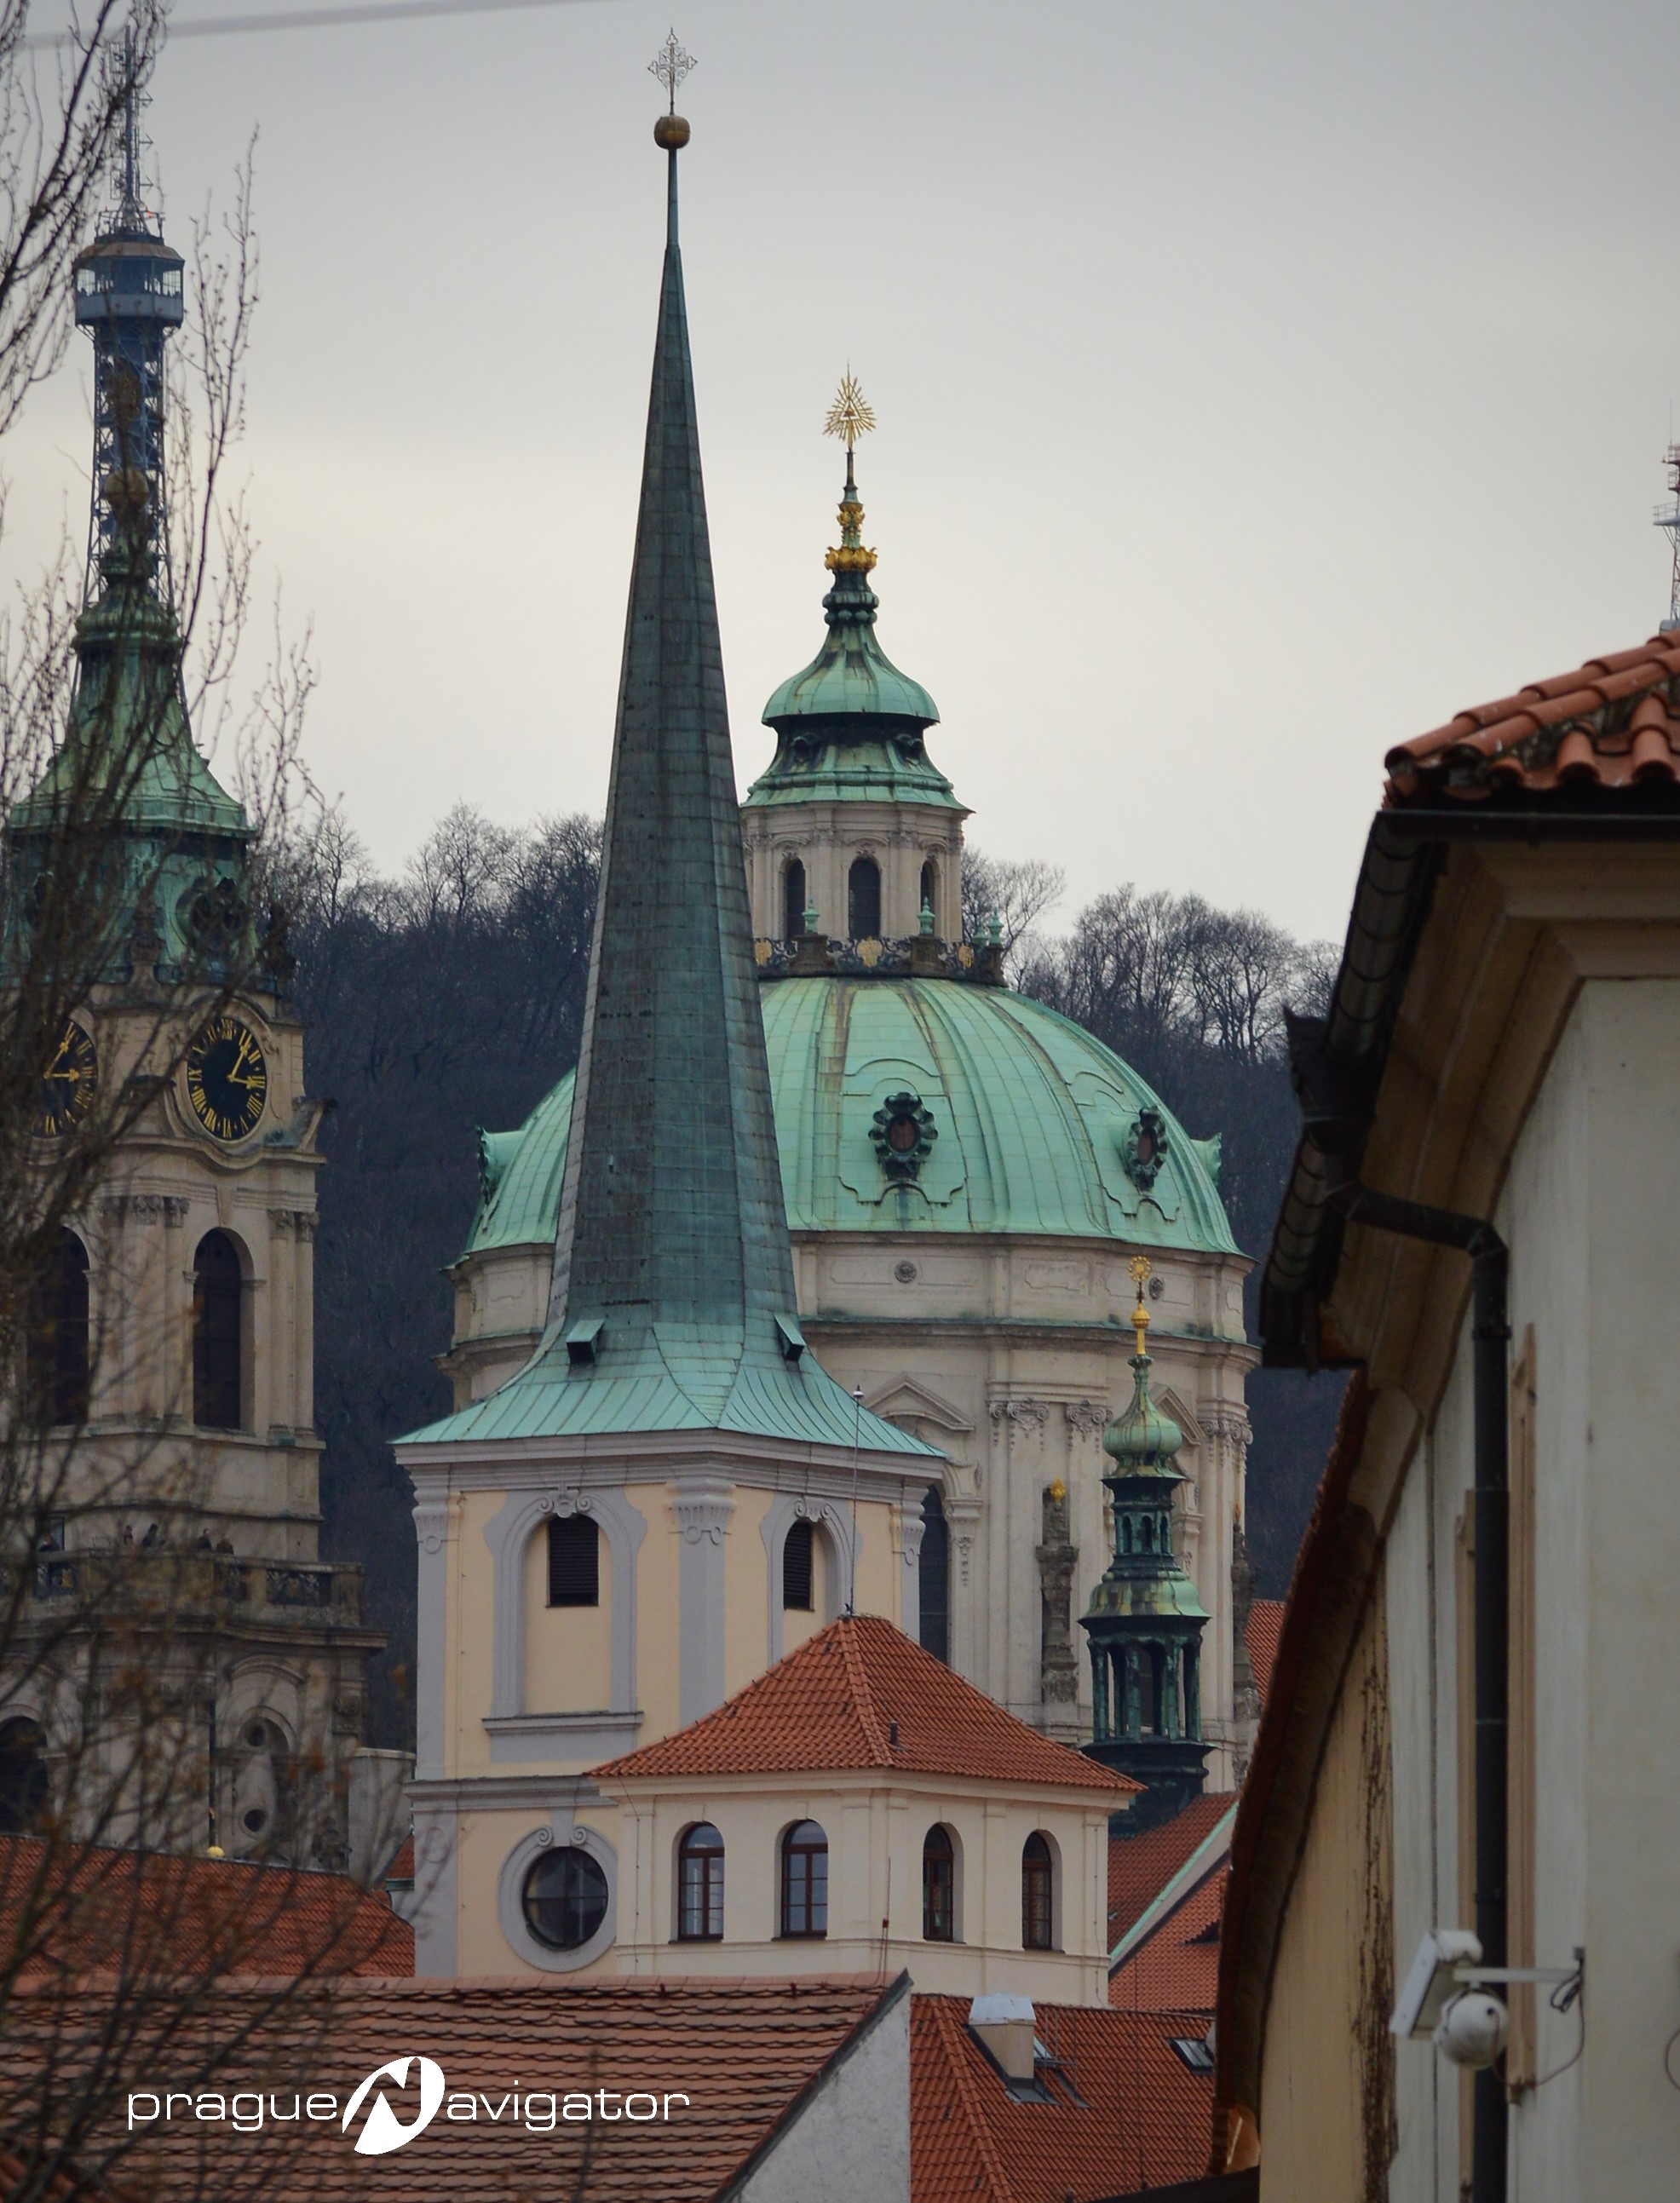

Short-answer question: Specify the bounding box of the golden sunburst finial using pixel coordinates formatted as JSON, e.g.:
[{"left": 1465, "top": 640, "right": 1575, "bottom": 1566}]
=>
[
  {"left": 824, "top": 369, "right": 876, "bottom": 454},
  {"left": 822, "top": 370, "right": 878, "bottom": 575},
  {"left": 1128, "top": 1254, "right": 1152, "bottom": 1356}
]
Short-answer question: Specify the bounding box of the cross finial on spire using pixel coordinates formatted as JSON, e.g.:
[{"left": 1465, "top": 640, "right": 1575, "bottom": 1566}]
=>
[
  {"left": 824, "top": 369, "right": 876, "bottom": 456},
  {"left": 648, "top": 28, "right": 695, "bottom": 113}
]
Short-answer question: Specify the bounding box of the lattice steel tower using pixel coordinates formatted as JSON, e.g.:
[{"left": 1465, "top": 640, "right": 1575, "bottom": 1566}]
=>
[{"left": 72, "top": 53, "right": 182, "bottom": 593}]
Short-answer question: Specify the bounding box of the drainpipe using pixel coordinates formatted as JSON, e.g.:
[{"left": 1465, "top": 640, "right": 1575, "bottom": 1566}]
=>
[{"left": 1328, "top": 1179, "right": 1510, "bottom": 2203}]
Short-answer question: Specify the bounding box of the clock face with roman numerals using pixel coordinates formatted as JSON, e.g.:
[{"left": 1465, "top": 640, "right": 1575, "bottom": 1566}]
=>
[
  {"left": 37, "top": 1020, "right": 97, "bottom": 1136},
  {"left": 184, "top": 1015, "right": 268, "bottom": 1142}
]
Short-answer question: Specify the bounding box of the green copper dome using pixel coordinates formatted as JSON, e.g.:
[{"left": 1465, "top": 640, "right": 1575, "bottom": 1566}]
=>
[
  {"left": 463, "top": 976, "right": 1238, "bottom": 1264},
  {"left": 746, "top": 453, "right": 959, "bottom": 815},
  {"left": 1103, "top": 1351, "right": 1186, "bottom": 1476}
]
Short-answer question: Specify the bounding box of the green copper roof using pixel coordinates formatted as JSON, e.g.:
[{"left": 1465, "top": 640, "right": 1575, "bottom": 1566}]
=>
[
  {"left": 1103, "top": 1349, "right": 1186, "bottom": 1475},
  {"left": 745, "top": 453, "right": 960, "bottom": 815},
  {"left": 405, "top": 148, "right": 935, "bottom": 1463},
  {"left": 11, "top": 561, "right": 248, "bottom": 841},
  {"left": 460, "top": 976, "right": 1239, "bottom": 1268}
]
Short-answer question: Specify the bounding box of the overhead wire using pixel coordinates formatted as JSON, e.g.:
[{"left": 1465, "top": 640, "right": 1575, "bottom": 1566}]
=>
[{"left": 21, "top": 0, "right": 605, "bottom": 50}]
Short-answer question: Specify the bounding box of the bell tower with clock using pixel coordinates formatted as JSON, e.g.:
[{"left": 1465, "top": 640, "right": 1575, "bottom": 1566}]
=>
[{"left": 3, "top": 89, "right": 384, "bottom": 1870}]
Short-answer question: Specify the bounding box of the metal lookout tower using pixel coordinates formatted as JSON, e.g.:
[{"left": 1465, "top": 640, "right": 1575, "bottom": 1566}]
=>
[{"left": 72, "top": 43, "right": 183, "bottom": 595}]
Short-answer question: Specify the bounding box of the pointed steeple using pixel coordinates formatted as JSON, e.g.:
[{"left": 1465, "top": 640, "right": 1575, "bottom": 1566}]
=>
[
  {"left": 549, "top": 91, "right": 796, "bottom": 1352},
  {"left": 410, "top": 91, "right": 937, "bottom": 1457}
]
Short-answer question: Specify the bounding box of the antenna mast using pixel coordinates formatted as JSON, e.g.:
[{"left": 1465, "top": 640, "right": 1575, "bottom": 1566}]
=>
[{"left": 1655, "top": 445, "right": 1680, "bottom": 634}]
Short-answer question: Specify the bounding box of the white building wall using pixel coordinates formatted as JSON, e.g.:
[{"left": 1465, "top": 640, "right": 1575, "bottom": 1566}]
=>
[
  {"left": 1386, "top": 980, "right": 1680, "bottom": 2202},
  {"left": 731, "top": 1987, "right": 911, "bottom": 2203}
]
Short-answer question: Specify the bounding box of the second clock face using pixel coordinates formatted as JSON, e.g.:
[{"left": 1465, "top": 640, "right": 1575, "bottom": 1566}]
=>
[{"left": 185, "top": 1015, "right": 268, "bottom": 1142}]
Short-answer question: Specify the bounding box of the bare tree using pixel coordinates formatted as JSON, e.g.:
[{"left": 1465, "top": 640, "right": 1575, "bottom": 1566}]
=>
[
  {"left": 0, "top": 25, "right": 402, "bottom": 2199},
  {"left": 959, "top": 845, "right": 1064, "bottom": 976}
]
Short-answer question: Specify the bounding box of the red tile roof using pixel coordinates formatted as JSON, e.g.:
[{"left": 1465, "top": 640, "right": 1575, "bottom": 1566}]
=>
[
  {"left": 0, "top": 1835, "right": 411, "bottom": 1983},
  {"left": 1384, "top": 632, "right": 1680, "bottom": 804},
  {"left": 596, "top": 1615, "right": 1139, "bottom": 1793},
  {"left": 1107, "top": 1793, "right": 1232, "bottom": 1948},
  {"left": 1109, "top": 1869, "right": 1226, "bottom": 2014},
  {"left": 1245, "top": 1599, "right": 1285, "bottom": 1703},
  {"left": 911, "top": 1993, "right": 1211, "bottom": 2202},
  {"left": 2, "top": 1974, "right": 897, "bottom": 2202}
]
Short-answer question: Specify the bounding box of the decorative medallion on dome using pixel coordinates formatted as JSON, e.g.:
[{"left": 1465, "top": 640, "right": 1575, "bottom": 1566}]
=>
[
  {"left": 871, "top": 1090, "right": 938, "bottom": 1184},
  {"left": 1119, "top": 1106, "right": 1170, "bottom": 1193}
]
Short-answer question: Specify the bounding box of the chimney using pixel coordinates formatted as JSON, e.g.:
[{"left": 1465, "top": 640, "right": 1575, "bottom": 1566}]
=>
[{"left": 969, "top": 1993, "right": 1037, "bottom": 2082}]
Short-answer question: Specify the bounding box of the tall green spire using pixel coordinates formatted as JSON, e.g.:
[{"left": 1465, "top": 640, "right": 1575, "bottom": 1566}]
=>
[
  {"left": 404, "top": 104, "right": 937, "bottom": 1458},
  {"left": 548, "top": 118, "right": 795, "bottom": 1342}
]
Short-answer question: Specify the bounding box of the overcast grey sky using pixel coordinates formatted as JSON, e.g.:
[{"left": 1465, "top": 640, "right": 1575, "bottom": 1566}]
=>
[{"left": 12, "top": 0, "right": 1680, "bottom": 942}]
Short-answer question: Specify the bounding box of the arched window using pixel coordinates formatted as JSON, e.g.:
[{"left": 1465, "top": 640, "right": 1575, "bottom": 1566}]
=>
[
  {"left": 918, "top": 860, "right": 937, "bottom": 920},
  {"left": 918, "top": 1486, "right": 949, "bottom": 1664},
  {"left": 25, "top": 1233, "right": 89, "bottom": 1428},
  {"left": 1022, "top": 1832, "right": 1054, "bottom": 1950},
  {"left": 783, "top": 858, "right": 807, "bottom": 941},
  {"left": 677, "top": 1821, "right": 724, "bottom": 1941},
  {"left": 847, "top": 856, "right": 881, "bottom": 940},
  {"left": 780, "top": 1820, "right": 827, "bottom": 1938},
  {"left": 0, "top": 1718, "right": 49, "bottom": 1834},
  {"left": 922, "top": 1824, "right": 955, "bottom": 1941},
  {"left": 192, "top": 1232, "right": 243, "bottom": 1430},
  {"left": 783, "top": 1518, "right": 814, "bottom": 1611},
  {"left": 548, "top": 1513, "right": 599, "bottom": 1607},
  {"left": 522, "top": 1845, "right": 609, "bottom": 1951}
]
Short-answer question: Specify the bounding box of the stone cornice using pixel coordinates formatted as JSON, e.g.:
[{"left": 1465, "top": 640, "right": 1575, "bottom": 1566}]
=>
[{"left": 400, "top": 1428, "right": 928, "bottom": 1501}]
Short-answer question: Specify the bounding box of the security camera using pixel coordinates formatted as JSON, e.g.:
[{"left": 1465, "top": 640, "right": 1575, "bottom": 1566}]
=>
[
  {"left": 1437, "top": 1992, "right": 1509, "bottom": 2070},
  {"left": 1392, "top": 1929, "right": 1482, "bottom": 2038}
]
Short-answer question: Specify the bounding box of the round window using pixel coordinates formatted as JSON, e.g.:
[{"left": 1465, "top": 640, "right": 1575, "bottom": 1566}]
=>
[
  {"left": 521, "top": 1845, "right": 608, "bottom": 1951},
  {"left": 886, "top": 1112, "right": 919, "bottom": 1153}
]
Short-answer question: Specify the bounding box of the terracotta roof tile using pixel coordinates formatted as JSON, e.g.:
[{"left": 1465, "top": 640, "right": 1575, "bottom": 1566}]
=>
[
  {"left": 1108, "top": 1795, "right": 1233, "bottom": 1946},
  {"left": 1245, "top": 1599, "right": 1286, "bottom": 1703},
  {"left": 1109, "top": 1870, "right": 1226, "bottom": 2013},
  {"left": 1384, "top": 631, "right": 1680, "bottom": 804},
  {"left": 0, "top": 1835, "right": 411, "bottom": 1983},
  {"left": 3, "top": 1974, "right": 895, "bottom": 2201},
  {"left": 596, "top": 1615, "right": 1138, "bottom": 1793},
  {"left": 910, "top": 1993, "right": 1212, "bottom": 2202}
]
